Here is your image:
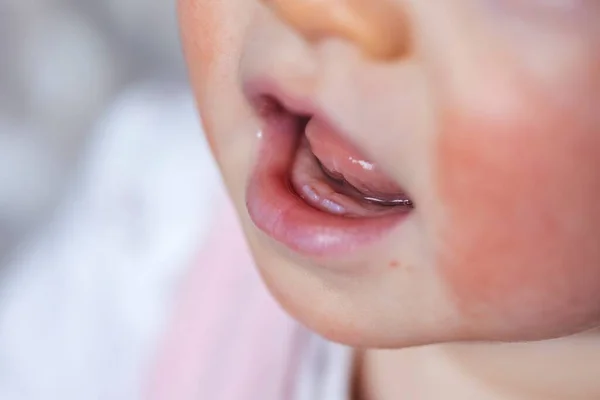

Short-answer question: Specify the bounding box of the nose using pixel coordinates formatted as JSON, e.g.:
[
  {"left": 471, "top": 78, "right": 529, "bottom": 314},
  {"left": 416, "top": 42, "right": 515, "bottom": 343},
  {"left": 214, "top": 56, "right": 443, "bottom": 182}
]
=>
[{"left": 261, "top": 0, "right": 411, "bottom": 60}]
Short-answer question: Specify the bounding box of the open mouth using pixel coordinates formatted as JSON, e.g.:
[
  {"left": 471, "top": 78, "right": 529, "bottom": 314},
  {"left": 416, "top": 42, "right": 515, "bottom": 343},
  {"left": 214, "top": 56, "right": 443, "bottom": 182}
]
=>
[{"left": 245, "top": 91, "right": 414, "bottom": 256}]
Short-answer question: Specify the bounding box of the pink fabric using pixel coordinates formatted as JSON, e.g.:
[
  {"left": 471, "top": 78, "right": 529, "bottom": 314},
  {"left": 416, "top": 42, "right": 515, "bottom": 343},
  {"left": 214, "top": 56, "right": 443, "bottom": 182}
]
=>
[{"left": 145, "top": 200, "right": 304, "bottom": 400}]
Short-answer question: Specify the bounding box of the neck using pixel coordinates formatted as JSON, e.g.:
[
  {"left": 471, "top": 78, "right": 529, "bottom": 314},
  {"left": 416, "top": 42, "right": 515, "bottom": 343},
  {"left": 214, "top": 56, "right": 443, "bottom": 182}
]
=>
[{"left": 357, "top": 330, "right": 600, "bottom": 400}]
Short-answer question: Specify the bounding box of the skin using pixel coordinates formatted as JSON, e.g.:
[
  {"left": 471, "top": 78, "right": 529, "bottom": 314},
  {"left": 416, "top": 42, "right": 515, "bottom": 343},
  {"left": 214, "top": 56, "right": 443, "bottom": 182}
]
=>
[{"left": 179, "top": 0, "right": 600, "bottom": 398}]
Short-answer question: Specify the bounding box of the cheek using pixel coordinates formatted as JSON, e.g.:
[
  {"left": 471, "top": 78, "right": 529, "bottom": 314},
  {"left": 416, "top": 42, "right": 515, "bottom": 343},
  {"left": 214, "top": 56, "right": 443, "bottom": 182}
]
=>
[
  {"left": 178, "top": 0, "right": 217, "bottom": 66},
  {"left": 178, "top": 0, "right": 231, "bottom": 154},
  {"left": 436, "top": 96, "right": 600, "bottom": 338}
]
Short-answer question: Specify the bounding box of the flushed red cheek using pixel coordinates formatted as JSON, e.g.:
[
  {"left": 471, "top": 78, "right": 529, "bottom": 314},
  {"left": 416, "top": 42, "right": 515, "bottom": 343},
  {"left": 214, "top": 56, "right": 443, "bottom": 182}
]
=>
[{"left": 436, "top": 99, "right": 600, "bottom": 339}]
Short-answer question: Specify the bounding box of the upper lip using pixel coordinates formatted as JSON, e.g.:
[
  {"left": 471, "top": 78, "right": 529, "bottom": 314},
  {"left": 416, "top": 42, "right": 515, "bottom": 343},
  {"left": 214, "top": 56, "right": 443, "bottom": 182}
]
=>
[
  {"left": 243, "top": 77, "right": 340, "bottom": 133},
  {"left": 243, "top": 77, "right": 315, "bottom": 116}
]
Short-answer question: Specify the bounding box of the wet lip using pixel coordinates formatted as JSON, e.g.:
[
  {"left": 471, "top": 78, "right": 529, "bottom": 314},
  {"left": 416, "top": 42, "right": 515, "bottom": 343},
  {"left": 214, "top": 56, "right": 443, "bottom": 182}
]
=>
[{"left": 244, "top": 79, "right": 411, "bottom": 257}]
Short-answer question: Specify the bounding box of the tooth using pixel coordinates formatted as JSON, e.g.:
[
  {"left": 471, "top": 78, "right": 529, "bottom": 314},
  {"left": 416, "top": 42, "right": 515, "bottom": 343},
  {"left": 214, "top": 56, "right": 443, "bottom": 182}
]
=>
[{"left": 321, "top": 199, "right": 346, "bottom": 215}]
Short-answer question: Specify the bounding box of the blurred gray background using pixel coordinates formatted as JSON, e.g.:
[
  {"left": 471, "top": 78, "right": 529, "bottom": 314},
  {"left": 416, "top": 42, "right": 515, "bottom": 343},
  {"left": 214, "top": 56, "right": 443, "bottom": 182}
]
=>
[
  {"left": 0, "top": 0, "right": 186, "bottom": 261},
  {"left": 0, "top": 2, "right": 223, "bottom": 398}
]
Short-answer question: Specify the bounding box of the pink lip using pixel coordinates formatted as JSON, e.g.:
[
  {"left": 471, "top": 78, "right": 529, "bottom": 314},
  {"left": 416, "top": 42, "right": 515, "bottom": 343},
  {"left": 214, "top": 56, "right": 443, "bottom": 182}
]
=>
[{"left": 244, "top": 79, "right": 410, "bottom": 257}]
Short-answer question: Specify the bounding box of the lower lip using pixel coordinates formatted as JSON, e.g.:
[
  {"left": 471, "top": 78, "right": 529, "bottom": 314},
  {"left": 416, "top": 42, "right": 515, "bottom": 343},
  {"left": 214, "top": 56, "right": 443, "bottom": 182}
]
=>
[{"left": 245, "top": 113, "right": 409, "bottom": 257}]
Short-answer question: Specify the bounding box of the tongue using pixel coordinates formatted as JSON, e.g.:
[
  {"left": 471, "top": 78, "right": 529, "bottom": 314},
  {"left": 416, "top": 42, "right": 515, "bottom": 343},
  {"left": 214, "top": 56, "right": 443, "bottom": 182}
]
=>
[{"left": 305, "top": 117, "right": 404, "bottom": 196}]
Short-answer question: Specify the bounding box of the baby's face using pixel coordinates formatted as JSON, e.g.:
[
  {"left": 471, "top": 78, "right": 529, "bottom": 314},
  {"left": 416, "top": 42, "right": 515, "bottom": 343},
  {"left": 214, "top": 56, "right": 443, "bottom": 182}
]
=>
[{"left": 180, "top": 0, "right": 600, "bottom": 347}]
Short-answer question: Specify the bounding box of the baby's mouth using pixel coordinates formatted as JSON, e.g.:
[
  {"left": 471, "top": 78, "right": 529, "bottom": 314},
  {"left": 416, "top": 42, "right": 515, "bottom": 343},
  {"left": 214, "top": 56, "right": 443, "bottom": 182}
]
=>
[
  {"left": 245, "top": 93, "right": 414, "bottom": 257},
  {"left": 256, "top": 94, "right": 414, "bottom": 218},
  {"left": 291, "top": 115, "right": 413, "bottom": 217}
]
